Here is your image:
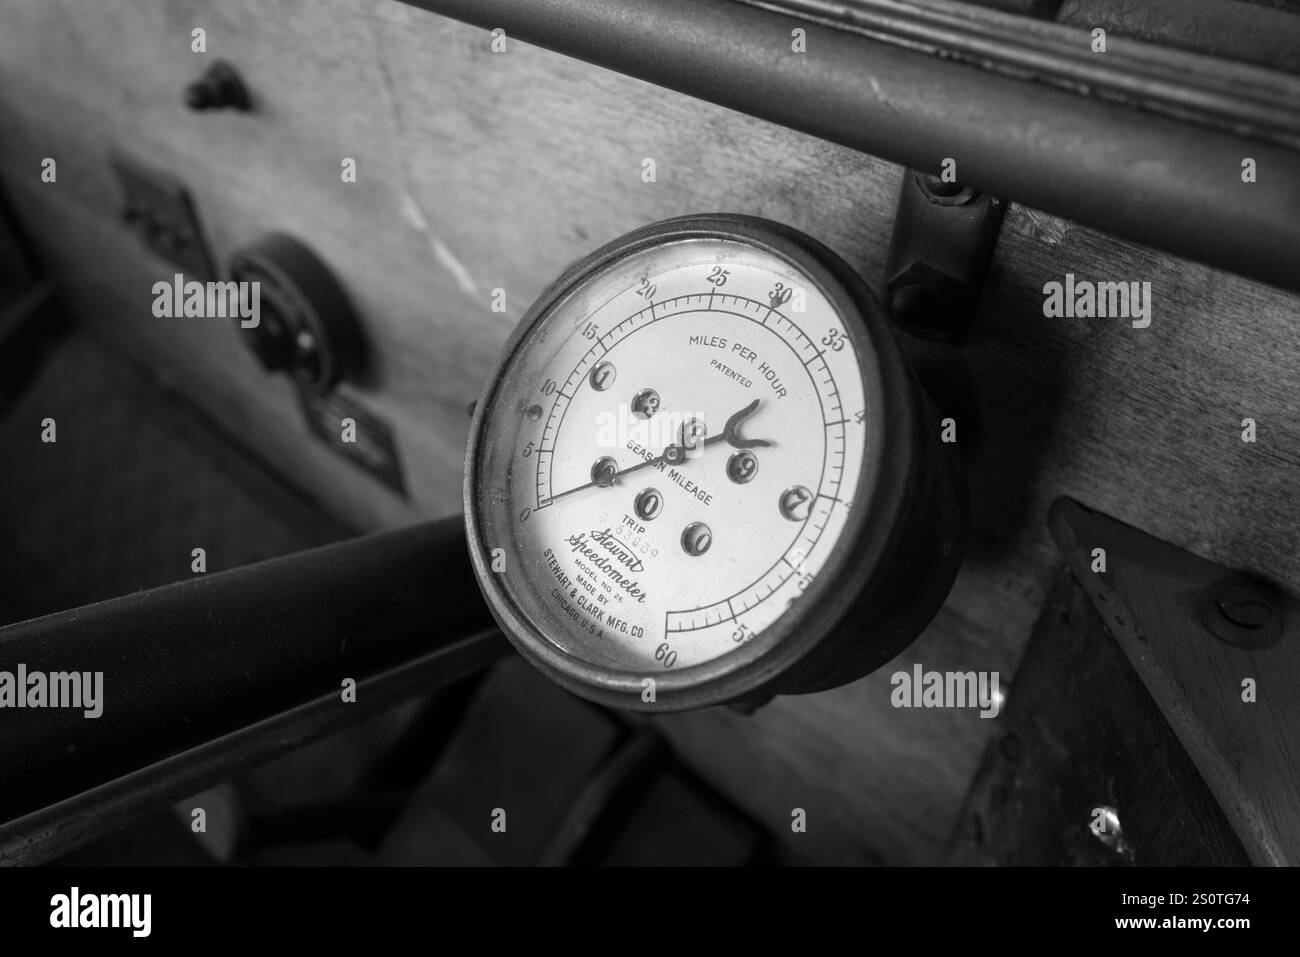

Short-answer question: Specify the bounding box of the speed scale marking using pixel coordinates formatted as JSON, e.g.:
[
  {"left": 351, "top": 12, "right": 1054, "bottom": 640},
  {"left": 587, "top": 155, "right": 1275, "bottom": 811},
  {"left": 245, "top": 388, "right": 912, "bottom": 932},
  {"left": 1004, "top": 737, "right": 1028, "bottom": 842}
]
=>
[{"left": 533, "top": 293, "right": 847, "bottom": 515}]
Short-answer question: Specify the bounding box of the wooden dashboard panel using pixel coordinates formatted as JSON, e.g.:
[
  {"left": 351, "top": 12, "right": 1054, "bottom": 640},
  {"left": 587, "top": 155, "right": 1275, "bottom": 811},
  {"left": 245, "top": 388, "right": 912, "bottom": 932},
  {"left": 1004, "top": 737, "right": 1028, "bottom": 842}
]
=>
[{"left": 0, "top": 0, "right": 1296, "bottom": 863}]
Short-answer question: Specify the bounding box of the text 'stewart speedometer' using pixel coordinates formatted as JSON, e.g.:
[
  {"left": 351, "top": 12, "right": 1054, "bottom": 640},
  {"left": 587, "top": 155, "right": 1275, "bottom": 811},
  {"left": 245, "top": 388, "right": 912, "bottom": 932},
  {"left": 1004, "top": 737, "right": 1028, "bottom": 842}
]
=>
[{"left": 466, "top": 215, "right": 965, "bottom": 711}]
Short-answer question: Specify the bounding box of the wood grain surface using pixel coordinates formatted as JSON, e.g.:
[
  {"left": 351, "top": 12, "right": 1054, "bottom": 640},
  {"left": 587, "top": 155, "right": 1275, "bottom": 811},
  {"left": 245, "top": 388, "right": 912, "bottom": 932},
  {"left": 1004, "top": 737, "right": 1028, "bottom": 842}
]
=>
[
  {"left": 0, "top": 0, "right": 1297, "bottom": 863},
  {"left": 1052, "top": 497, "right": 1300, "bottom": 866}
]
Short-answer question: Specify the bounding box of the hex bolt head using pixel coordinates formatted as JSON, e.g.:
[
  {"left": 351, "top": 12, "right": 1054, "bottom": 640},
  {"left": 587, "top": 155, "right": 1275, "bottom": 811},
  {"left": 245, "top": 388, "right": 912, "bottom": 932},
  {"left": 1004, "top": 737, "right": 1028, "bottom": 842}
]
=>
[
  {"left": 915, "top": 172, "right": 978, "bottom": 206},
  {"left": 922, "top": 173, "right": 963, "bottom": 197}
]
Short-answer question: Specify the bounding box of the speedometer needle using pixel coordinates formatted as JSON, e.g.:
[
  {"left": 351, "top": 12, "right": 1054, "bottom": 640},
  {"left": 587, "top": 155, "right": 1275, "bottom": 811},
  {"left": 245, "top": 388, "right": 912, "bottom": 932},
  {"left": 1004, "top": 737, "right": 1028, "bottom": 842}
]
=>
[{"left": 546, "top": 399, "right": 771, "bottom": 505}]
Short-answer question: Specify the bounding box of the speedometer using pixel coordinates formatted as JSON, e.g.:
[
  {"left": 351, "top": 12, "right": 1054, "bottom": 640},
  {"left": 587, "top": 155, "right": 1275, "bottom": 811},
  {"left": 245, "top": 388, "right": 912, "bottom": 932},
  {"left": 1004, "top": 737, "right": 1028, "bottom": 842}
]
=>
[{"left": 465, "top": 214, "right": 964, "bottom": 710}]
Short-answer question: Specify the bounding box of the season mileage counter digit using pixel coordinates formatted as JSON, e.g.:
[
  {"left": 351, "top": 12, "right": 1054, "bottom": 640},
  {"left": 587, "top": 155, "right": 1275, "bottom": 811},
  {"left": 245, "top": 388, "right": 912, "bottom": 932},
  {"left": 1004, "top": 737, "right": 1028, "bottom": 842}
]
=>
[{"left": 465, "top": 215, "right": 966, "bottom": 711}]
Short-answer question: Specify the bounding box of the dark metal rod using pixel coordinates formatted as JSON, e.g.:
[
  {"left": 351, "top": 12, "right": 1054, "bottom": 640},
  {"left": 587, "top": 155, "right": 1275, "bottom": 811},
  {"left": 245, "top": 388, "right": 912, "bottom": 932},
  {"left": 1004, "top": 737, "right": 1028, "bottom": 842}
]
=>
[
  {"left": 0, "top": 631, "right": 506, "bottom": 865},
  {"left": 0, "top": 516, "right": 505, "bottom": 822},
  {"left": 400, "top": 0, "right": 1300, "bottom": 293},
  {"left": 742, "top": 0, "right": 1300, "bottom": 145},
  {"left": 1058, "top": 0, "right": 1300, "bottom": 76}
]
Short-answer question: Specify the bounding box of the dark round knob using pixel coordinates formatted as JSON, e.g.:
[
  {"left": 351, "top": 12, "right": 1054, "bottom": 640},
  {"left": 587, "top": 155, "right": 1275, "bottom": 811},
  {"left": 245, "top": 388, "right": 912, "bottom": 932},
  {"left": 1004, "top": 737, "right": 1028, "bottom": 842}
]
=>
[{"left": 230, "top": 233, "right": 366, "bottom": 397}]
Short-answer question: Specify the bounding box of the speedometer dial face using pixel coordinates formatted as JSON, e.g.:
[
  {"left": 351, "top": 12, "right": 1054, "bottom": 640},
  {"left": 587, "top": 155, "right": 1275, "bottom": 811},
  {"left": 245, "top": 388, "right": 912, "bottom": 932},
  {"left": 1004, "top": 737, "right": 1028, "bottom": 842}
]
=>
[{"left": 466, "top": 215, "right": 959, "bottom": 710}]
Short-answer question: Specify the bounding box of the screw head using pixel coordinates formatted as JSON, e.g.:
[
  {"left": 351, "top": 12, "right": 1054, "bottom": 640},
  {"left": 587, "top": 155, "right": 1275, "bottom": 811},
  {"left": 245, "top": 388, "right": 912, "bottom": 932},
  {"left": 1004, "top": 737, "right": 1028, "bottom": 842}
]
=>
[
  {"left": 1216, "top": 586, "right": 1273, "bottom": 629},
  {"left": 1199, "top": 581, "right": 1282, "bottom": 649},
  {"left": 1088, "top": 805, "right": 1131, "bottom": 857}
]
